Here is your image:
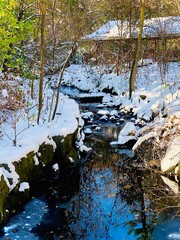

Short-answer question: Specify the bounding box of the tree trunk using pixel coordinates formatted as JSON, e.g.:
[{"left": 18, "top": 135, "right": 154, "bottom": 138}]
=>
[
  {"left": 51, "top": 43, "right": 78, "bottom": 121},
  {"left": 129, "top": 0, "right": 145, "bottom": 99},
  {"left": 37, "top": 1, "right": 46, "bottom": 124},
  {"left": 31, "top": 25, "right": 39, "bottom": 99}
]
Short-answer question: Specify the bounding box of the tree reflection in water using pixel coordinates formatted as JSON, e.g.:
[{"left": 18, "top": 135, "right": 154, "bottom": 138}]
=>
[{"left": 65, "top": 124, "right": 179, "bottom": 240}]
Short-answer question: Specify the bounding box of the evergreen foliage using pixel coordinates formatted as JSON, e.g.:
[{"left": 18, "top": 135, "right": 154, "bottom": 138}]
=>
[{"left": 0, "top": 0, "right": 35, "bottom": 71}]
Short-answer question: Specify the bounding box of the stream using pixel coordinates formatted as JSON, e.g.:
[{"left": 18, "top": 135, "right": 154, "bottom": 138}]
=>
[{"left": 0, "top": 87, "right": 180, "bottom": 240}]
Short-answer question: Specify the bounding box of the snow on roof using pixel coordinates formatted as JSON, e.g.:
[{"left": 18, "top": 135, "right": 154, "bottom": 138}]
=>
[{"left": 82, "top": 16, "right": 180, "bottom": 41}]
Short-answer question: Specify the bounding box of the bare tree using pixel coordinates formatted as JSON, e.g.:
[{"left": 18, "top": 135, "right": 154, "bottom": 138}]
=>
[
  {"left": 37, "top": 0, "right": 46, "bottom": 124},
  {"left": 51, "top": 43, "right": 78, "bottom": 120},
  {"left": 129, "top": 0, "right": 145, "bottom": 99}
]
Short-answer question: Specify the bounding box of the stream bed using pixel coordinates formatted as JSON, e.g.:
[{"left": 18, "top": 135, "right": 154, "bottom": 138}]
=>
[{"left": 0, "top": 91, "right": 180, "bottom": 240}]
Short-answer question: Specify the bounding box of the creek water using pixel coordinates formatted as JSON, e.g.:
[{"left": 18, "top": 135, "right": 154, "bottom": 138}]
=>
[{"left": 0, "top": 89, "right": 180, "bottom": 240}]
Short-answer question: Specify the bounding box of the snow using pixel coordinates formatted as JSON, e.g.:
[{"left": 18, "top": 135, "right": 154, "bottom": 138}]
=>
[
  {"left": 161, "top": 137, "right": 180, "bottom": 172},
  {"left": 69, "top": 157, "right": 75, "bottom": 163},
  {"left": 100, "top": 115, "right": 108, "bottom": 121},
  {"left": 133, "top": 132, "right": 157, "bottom": 151},
  {"left": 78, "top": 144, "right": 91, "bottom": 152},
  {"left": 52, "top": 163, "right": 59, "bottom": 172},
  {"left": 2, "top": 89, "right": 8, "bottom": 97},
  {"left": 84, "top": 127, "right": 92, "bottom": 134},
  {"left": 119, "top": 122, "right": 136, "bottom": 136},
  {"left": 81, "top": 111, "right": 94, "bottom": 119},
  {"left": 110, "top": 110, "right": 118, "bottom": 116},
  {"left": 97, "top": 109, "right": 110, "bottom": 115},
  {"left": 95, "top": 126, "right": 101, "bottom": 131},
  {"left": 82, "top": 16, "right": 180, "bottom": 41},
  {"left": 161, "top": 176, "right": 179, "bottom": 194},
  {"left": 19, "top": 182, "right": 30, "bottom": 192},
  {"left": 33, "top": 155, "right": 39, "bottom": 165},
  {"left": 118, "top": 135, "right": 137, "bottom": 145},
  {"left": 114, "top": 122, "right": 137, "bottom": 145}
]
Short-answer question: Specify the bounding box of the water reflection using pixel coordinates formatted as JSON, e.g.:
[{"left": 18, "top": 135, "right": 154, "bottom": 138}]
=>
[
  {"left": 152, "top": 216, "right": 180, "bottom": 239},
  {"left": 0, "top": 198, "right": 48, "bottom": 240},
  {"left": 65, "top": 123, "right": 180, "bottom": 240}
]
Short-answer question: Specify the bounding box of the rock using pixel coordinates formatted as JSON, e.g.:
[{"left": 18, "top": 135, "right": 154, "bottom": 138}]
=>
[
  {"left": 99, "top": 115, "right": 108, "bottom": 121},
  {"left": 119, "top": 122, "right": 136, "bottom": 137},
  {"left": 95, "top": 126, "right": 101, "bottom": 131},
  {"left": 84, "top": 128, "right": 92, "bottom": 134},
  {"left": 130, "top": 117, "right": 136, "bottom": 122},
  {"left": 97, "top": 104, "right": 106, "bottom": 108},
  {"left": 52, "top": 163, "right": 59, "bottom": 172},
  {"left": 139, "top": 95, "right": 147, "bottom": 100},
  {"left": 118, "top": 135, "right": 137, "bottom": 146},
  {"left": 19, "top": 182, "right": 30, "bottom": 192},
  {"left": 97, "top": 109, "right": 110, "bottom": 115},
  {"left": 161, "top": 176, "right": 179, "bottom": 194},
  {"left": 109, "top": 115, "right": 117, "bottom": 122},
  {"left": 119, "top": 118, "right": 125, "bottom": 124},
  {"left": 111, "top": 122, "right": 137, "bottom": 148},
  {"left": 161, "top": 136, "right": 180, "bottom": 172},
  {"left": 110, "top": 138, "right": 137, "bottom": 149},
  {"left": 110, "top": 110, "right": 119, "bottom": 116},
  {"left": 81, "top": 111, "right": 94, "bottom": 123}
]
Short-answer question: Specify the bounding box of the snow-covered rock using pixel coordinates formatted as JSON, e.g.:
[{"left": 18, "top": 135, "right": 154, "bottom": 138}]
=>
[
  {"left": 111, "top": 122, "right": 137, "bottom": 148},
  {"left": 81, "top": 111, "right": 94, "bottom": 123},
  {"left": 110, "top": 110, "right": 119, "bottom": 116},
  {"left": 102, "top": 94, "right": 114, "bottom": 104},
  {"left": 161, "top": 136, "right": 180, "bottom": 172},
  {"left": 95, "top": 126, "right": 101, "bottom": 131},
  {"left": 84, "top": 128, "right": 92, "bottom": 134},
  {"left": 119, "top": 122, "right": 136, "bottom": 137},
  {"left": 118, "top": 135, "right": 137, "bottom": 146},
  {"left": 161, "top": 176, "right": 179, "bottom": 194},
  {"left": 19, "top": 182, "right": 30, "bottom": 192},
  {"left": 97, "top": 109, "right": 110, "bottom": 115},
  {"left": 99, "top": 115, "right": 108, "bottom": 121},
  {"left": 52, "top": 163, "right": 59, "bottom": 172}
]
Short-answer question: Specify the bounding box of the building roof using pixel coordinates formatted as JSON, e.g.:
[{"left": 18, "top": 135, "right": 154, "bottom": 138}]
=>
[{"left": 82, "top": 16, "right": 180, "bottom": 41}]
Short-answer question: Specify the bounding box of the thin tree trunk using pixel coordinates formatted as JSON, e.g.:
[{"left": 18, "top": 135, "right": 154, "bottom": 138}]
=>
[
  {"left": 51, "top": 43, "right": 78, "bottom": 121},
  {"left": 31, "top": 25, "right": 39, "bottom": 99},
  {"left": 37, "top": 1, "right": 46, "bottom": 124},
  {"left": 129, "top": 0, "right": 145, "bottom": 99},
  {"left": 137, "top": 173, "right": 148, "bottom": 234},
  {"left": 51, "top": 0, "right": 57, "bottom": 69}
]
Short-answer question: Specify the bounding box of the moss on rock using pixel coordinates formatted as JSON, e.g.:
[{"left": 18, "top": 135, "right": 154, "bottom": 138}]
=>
[
  {"left": 38, "top": 142, "right": 54, "bottom": 165},
  {"left": 0, "top": 175, "right": 10, "bottom": 226},
  {"left": 53, "top": 130, "right": 78, "bottom": 166},
  {"left": 13, "top": 151, "right": 36, "bottom": 183},
  {"left": 176, "top": 164, "right": 180, "bottom": 178}
]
